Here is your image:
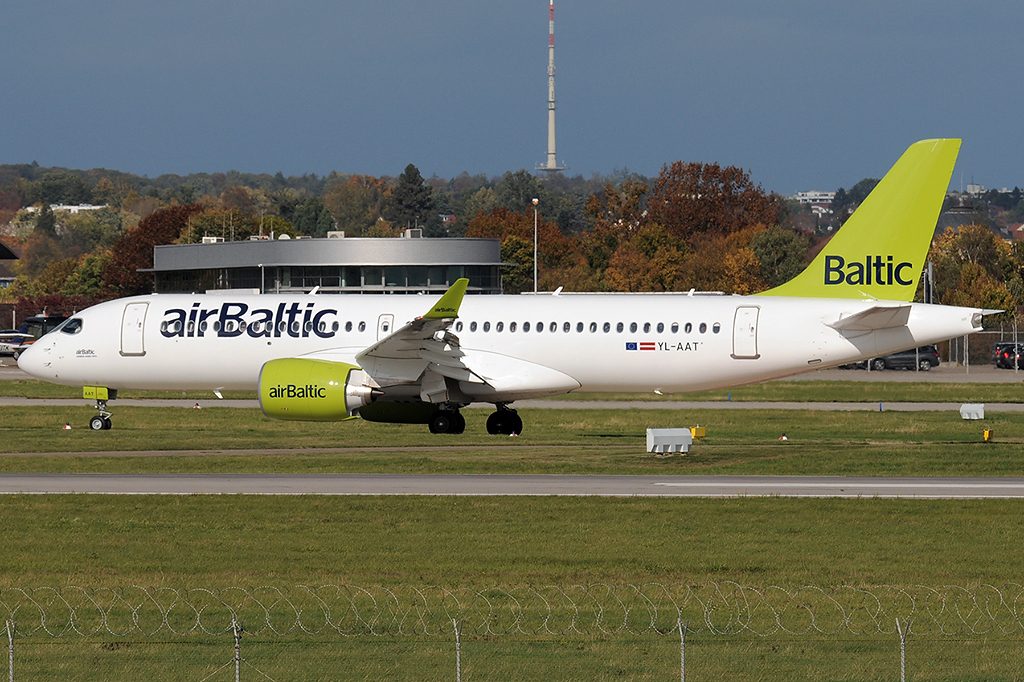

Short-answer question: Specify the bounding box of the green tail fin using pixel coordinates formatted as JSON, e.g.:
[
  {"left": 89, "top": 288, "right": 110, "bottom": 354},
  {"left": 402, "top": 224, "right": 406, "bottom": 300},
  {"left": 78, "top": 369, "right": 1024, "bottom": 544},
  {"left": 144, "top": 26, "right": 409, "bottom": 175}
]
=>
[{"left": 760, "top": 138, "right": 960, "bottom": 300}]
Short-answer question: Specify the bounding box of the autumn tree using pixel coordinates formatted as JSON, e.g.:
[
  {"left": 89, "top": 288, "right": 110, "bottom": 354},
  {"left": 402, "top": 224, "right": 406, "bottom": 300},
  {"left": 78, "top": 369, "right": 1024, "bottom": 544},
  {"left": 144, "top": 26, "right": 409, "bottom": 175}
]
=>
[
  {"left": 749, "top": 226, "right": 811, "bottom": 288},
  {"left": 103, "top": 204, "right": 205, "bottom": 296},
  {"left": 323, "top": 175, "right": 387, "bottom": 236},
  {"left": 928, "top": 225, "right": 1010, "bottom": 305},
  {"left": 645, "top": 162, "right": 779, "bottom": 242},
  {"left": 466, "top": 207, "right": 579, "bottom": 290}
]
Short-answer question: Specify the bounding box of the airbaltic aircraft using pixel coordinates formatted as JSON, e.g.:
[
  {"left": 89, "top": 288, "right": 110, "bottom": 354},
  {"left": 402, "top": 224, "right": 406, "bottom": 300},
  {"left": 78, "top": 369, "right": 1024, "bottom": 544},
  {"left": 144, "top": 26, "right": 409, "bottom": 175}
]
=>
[{"left": 19, "top": 139, "right": 992, "bottom": 434}]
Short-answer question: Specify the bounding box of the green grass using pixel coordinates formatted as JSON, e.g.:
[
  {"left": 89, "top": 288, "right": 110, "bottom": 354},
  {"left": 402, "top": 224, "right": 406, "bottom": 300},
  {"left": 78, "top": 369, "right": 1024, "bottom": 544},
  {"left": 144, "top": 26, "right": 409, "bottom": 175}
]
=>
[
  {"left": 0, "top": 496, "right": 1019, "bottom": 587},
  {"left": 2, "top": 383, "right": 1023, "bottom": 679},
  {"left": 1, "top": 404, "right": 1023, "bottom": 477}
]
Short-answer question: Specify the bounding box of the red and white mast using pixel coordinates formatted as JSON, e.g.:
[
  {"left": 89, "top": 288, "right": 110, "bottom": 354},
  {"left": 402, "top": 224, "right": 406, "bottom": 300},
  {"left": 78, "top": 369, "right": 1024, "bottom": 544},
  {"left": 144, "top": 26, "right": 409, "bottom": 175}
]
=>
[{"left": 538, "top": 0, "right": 566, "bottom": 172}]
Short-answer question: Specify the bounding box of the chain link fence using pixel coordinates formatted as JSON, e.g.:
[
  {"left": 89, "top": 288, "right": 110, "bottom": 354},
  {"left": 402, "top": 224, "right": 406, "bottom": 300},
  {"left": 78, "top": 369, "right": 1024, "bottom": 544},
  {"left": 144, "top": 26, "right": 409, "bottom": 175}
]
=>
[{"left": 3, "top": 584, "right": 1024, "bottom": 681}]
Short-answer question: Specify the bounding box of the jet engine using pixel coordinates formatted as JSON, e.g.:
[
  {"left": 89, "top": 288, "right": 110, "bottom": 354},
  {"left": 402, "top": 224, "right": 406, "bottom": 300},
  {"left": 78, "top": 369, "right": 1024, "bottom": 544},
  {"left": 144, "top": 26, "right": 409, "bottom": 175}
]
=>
[{"left": 258, "top": 358, "right": 376, "bottom": 421}]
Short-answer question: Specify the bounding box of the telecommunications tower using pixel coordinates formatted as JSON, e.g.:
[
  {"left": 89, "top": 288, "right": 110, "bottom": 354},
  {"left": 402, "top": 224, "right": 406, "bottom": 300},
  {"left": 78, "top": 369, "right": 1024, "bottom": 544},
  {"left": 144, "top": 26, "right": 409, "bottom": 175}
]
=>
[{"left": 536, "top": 0, "right": 567, "bottom": 173}]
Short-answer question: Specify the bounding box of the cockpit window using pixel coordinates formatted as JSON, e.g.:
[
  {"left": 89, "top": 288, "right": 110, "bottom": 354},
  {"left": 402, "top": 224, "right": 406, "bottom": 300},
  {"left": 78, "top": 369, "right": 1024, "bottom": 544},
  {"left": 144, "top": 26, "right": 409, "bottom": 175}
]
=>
[{"left": 59, "top": 318, "right": 84, "bottom": 335}]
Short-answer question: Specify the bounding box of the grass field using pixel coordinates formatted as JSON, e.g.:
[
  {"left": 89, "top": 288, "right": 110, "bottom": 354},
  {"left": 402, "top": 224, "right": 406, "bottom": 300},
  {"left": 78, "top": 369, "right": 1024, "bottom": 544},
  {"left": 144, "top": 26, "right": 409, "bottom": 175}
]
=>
[
  {"left": 2, "top": 380, "right": 1023, "bottom": 679},
  {"left": 2, "top": 403, "right": 1023, "bottom": 477}
]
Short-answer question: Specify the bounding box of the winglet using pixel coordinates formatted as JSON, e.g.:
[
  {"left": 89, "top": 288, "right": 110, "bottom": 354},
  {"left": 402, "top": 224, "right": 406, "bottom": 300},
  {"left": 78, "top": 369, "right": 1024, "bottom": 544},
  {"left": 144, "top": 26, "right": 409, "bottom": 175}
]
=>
[
  {"left": 760, "top": 139, "right": 961, "bottom": 301},
  {"left": 423, "top": 278, "right": 469, "bottom": 319}
]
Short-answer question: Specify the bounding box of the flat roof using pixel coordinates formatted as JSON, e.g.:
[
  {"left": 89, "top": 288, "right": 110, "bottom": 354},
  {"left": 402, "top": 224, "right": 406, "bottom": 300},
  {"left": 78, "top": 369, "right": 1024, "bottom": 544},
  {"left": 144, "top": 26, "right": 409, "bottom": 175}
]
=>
[{"left": 152, "top": 237, "right": 501, "bottom": 271}]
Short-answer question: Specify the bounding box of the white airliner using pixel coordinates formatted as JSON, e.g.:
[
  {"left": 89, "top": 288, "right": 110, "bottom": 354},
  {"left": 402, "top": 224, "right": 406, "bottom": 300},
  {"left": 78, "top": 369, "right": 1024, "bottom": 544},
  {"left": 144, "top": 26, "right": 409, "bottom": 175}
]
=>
[{"left": 18, "top": 139, "right": 993, "bottom": 434}]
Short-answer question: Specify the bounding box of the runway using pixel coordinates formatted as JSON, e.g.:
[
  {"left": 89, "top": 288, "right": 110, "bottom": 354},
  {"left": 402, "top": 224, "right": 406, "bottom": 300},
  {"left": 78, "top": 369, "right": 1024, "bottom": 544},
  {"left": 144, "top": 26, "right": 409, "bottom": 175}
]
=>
[{"left": 1, "top": 473, "right": 1023, "bottom": 498}]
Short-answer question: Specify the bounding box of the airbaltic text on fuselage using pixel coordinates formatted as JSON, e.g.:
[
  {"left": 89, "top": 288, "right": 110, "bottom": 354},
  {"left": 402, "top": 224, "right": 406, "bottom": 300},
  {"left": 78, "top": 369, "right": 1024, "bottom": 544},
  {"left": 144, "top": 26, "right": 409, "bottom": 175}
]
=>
[
  {"left": 267, "top": 384, "right": 327, "bottom": 399},
  {"left": 159, "top": 302, "right": 339, "bottom": 339},
  {"left": 824, "top": 255, "right": 914, "bottom": 286}
]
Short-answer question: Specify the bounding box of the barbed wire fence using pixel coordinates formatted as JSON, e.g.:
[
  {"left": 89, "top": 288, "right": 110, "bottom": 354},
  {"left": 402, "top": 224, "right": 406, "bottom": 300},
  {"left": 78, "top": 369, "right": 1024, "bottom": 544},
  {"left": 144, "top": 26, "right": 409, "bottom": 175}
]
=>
[{"left": 3, "top": 583, "right": 1024, "bottom": 681}]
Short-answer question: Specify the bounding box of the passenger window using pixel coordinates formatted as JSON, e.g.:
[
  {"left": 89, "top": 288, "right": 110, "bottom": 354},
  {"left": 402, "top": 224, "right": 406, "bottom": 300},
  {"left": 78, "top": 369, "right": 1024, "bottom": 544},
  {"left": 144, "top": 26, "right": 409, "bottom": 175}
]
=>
[
  {"left": 303, "top": 321, "right": 312, "bottom": 333},
  {"left": 239, "top": 321, "right": 247, "bottom": 333},
  {"left": 550, "top": 322, "right": 557, "bottom": 332},
  {"left": 524, "top": 322, "right": 531, "bottom": 332},
  {"left": 699, "top": 323, "right": 707, "bottom": 333},
  {"left": 214, "top": 321, "right": 222, "bottom": 332},
  {"left": 537, "top": 322, "right": 543, "bottom": 333},
  {"left": 671, "top": 323, "right": 679, "bottom": 333},
  {"left": 483, "top": 321, "right": 491, "bottom": 332},
  {"left": 643, "top": 323, "right": 651, "bottom": 333},
  {"left": 455, "top": 321, "right": 463, "bottom": 332},
  {"left": 577, "top": 322, "right": 584, "bottom": 333},
  {"left": 496, "top": 321, "right": 504, "bottom": 332},
  {"left": 332, "top": 321, "right": 339, "bottom": 332},
  {"left": 629, "top": 322, "right": 637, "bottom": 333},
  {"left": 187, "top": 321, "right": 195, "bottom": 334},
  {"left": 470, "top": 321, "right": 478, "bottom": 332},
  {"left": 657, "top": 322, "right": 664, "bottom": 333},
  {"left": 563, "top": 322, "right": 570, "bottom": 333},
  {"left": 200, "top": 321, "right": 208, "bottom": 333},
  {"left": 591, "top": 322, "right": 598, "bottom": 333},
  {"left": 510, "top": 321, "right": 517, "bottom": 332},
  {"left": 712, "top": 322, "right": 721, "bottom": 334},
  {"left": 358, "top": 321, "right": 366, "bottom": 332},
  {"left": 684, "top": 322, "right": 692, "bottom": 334},
  {"left": 603, "top": 322, "right": 610, "bottom": 333},
  {"left": 616, "top": 322, "right": 624, "bottom": 333},
  {"left": 290, "top": 321, "right": 300, "bottom": 334},
  {"left": 345, "top": 321, "right": 353, "bottom": 332}
]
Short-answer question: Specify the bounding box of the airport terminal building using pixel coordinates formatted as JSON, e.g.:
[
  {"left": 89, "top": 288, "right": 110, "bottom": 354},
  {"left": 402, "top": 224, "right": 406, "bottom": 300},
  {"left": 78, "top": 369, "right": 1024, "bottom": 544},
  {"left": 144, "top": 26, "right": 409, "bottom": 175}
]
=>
[{"left": 151, "top": 233, "right": 503, "bottom": 295}]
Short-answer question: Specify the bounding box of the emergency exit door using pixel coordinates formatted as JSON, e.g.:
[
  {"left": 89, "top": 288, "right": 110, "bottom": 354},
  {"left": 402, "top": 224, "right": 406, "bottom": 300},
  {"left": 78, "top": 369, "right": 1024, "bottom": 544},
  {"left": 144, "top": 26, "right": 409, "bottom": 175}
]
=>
[
  {"left": 732, "top": 306, "right": 760, "bottom": 359},
  {"left": 377, "top": 314, "right": 395, "bottom": 340},
  {"left": 120, "top": 302, "right": 149, "bottom": 356}
]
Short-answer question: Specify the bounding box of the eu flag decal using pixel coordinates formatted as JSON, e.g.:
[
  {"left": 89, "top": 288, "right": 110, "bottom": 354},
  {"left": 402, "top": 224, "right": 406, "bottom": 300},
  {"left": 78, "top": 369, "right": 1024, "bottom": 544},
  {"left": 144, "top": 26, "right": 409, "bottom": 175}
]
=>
[{"left": 625, "top": 342, "right": 638, "bottom": 351}]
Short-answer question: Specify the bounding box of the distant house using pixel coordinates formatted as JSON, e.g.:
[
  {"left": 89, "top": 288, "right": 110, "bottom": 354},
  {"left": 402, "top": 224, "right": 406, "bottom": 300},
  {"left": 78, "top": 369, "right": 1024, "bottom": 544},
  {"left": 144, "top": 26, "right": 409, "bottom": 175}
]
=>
[{"left": 0, "top": 241, "right": 17, "bottom": 289}]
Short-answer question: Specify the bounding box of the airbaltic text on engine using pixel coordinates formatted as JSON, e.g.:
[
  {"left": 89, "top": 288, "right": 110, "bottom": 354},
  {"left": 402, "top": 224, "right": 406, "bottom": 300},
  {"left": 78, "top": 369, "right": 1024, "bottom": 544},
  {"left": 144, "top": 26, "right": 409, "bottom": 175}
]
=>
[
  {"left": 160, "top": 302, "right": 338, "bottom": 338},
  {"left": 266, "top": 384, "right": 327, "bottom": 399},
  {"left": 824, "top": 255, "right": 913, "bottom": 286}
]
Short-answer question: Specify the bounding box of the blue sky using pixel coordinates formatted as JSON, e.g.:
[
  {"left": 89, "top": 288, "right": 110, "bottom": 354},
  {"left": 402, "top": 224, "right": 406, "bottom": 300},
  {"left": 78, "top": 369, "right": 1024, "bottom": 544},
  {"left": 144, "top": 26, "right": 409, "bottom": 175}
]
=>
[{"left": 1, "top": 1, "right": 1020, "bottom": 194}]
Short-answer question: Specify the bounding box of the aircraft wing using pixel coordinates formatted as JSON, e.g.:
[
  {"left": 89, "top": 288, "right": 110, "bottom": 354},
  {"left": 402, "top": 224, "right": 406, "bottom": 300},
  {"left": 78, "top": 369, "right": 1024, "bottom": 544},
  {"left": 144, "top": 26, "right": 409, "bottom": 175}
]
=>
[
  {"left": 353, "top": 279, "right": 487, "bottom": 401},
  {"left": 348, "top": 278, "right": 579, "bottom": 403}
]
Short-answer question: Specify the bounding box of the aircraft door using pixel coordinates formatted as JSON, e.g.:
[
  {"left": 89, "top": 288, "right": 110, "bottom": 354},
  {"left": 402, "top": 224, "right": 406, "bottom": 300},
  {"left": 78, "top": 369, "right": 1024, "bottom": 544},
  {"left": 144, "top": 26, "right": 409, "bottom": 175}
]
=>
[
  {"left": 120, "top": 302, "right": 149, "bottom": 356},
  {"left": 377, "top": 314, "right": 395, "bottom": 340},
  {"left": 732, "top": 306, "right": 760, "bottom": 359}
]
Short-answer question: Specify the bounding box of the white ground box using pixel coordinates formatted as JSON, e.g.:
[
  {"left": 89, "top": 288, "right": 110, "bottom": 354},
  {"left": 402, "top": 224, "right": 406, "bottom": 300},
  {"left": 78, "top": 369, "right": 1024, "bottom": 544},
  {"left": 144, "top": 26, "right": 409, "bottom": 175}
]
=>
[
  {"left": 646, "top": 428, "right": 693, "bottom": 454},
  {"left": 960, "top": 404, "right": 985, "bottom": 420}
]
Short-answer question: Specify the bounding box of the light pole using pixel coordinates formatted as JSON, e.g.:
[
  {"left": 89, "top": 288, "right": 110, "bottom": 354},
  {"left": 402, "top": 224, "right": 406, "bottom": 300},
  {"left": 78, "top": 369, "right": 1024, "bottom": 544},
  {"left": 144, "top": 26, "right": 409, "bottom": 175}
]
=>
[{"left": 532, "top": 198, "right": 539, "bottom": 293}]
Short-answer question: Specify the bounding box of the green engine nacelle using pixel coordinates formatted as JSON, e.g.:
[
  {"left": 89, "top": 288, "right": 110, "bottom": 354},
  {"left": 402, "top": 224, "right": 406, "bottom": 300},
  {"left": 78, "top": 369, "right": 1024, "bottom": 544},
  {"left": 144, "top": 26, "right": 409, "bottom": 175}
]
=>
[{"left": 258, "top": 358, "right": 375, "bottom": 421}]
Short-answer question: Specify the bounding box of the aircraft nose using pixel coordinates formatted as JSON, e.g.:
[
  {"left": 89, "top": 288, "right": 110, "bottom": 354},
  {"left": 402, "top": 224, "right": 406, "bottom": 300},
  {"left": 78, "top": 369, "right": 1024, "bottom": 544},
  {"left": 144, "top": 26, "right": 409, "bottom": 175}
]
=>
[{"left": 17, "top": 342, "right": 49, "bottom": 379}]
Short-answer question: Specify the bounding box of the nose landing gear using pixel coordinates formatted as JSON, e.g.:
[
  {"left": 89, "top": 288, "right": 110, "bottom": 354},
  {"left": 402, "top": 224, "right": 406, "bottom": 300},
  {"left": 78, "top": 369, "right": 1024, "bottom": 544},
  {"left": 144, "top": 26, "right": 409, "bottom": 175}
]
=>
[{"left": 89, "top": 399, "right": 113, "bottom": 430}]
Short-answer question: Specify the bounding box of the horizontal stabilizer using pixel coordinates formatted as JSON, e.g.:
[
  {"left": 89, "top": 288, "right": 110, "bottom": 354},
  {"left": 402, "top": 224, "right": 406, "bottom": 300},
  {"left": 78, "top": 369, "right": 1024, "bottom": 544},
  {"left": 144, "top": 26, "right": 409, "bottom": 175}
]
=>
[{"left": 827, "top": 305, "right": 911, "bottom": 331}]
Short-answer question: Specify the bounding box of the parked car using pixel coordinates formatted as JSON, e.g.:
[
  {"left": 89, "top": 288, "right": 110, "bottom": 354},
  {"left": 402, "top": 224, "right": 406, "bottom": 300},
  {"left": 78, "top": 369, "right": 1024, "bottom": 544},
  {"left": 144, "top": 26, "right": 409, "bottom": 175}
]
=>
[
  {"left": 993, "top": 342, "right": 1024, "bottom": 369},
  {"left": 840, "top": 345, "right": 941, "bottom": 371}
]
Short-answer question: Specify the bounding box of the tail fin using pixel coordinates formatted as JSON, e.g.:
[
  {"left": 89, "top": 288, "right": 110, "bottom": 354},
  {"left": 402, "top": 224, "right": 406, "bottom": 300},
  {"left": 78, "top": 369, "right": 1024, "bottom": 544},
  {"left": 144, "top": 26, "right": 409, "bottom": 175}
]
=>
[{"left": 760, "top": 138, "right": 960, "bottom": 300}]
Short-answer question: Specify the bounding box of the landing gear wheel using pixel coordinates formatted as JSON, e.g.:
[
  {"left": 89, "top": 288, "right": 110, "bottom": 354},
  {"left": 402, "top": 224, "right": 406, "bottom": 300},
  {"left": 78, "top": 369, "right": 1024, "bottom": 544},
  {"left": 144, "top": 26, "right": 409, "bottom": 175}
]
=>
[
  {"left": 89, "top": 415, "right": 106, "bottom": 431},
  {"left": 429, "top": 410, "right": 464, "bottom": 435},
  {"left": 486, "top": 409, "right": 523, "bottom": 436},
  {"left": 102, "top": 416, "right": 112, "bottom": 430}
]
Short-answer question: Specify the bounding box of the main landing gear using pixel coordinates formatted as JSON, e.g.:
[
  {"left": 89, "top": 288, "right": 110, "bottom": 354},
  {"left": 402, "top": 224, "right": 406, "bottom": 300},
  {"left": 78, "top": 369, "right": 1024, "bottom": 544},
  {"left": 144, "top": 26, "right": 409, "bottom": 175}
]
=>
[
  {"left": 89, "top": 398, "right": 113, "bottom": 431},
  {"left": 486, "top": 406, "right": 522, "bottom": 436},
  {"left": 426, "top": 405, "right": 523, "bottom": 435},
  {"left": 429, "top": 408, "right": 466, "bottom": 435}
]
